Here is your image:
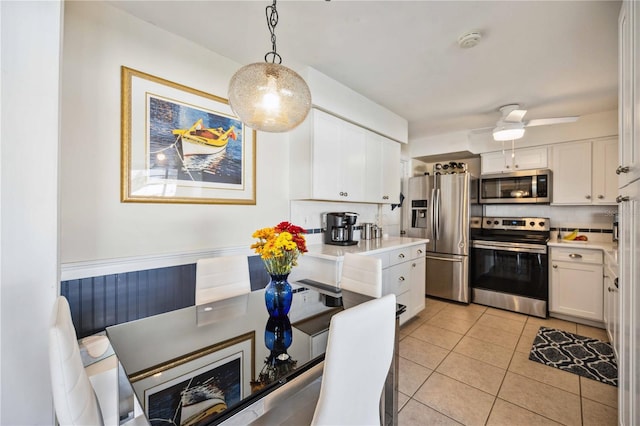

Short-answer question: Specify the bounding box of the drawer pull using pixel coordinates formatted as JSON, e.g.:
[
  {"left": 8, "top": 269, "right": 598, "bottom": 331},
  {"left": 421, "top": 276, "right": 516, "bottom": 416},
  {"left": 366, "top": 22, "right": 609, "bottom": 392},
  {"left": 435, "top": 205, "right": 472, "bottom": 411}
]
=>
[
  {"left": 417, "top": 249, "right": 423, "bottom": 255},
  {"left": 398, "top": 276, "right": 405, "bottom": 282},
  {"left": 616, "top": 165, "right": 630, "bottom": 175},
  {"left": 569, "top": 253, "right": 583, "bottom": 259},
  {"left": 608, "top": 287, "right": 616, "bottom": 293},
  {"left": 617, "top": 195, "right": 630, "bottom": 203},
  {"left": 553, "top": 264, "right": 558, "bottom": 269},
  {"left": 412, "top": 263, "right": 416, "bottom": 267},
  {"left": 614, "top": 277, "right": 619, "bottom": 288},
  {"left": 398, "top": 253, "right": 405, "bottom": 259}
]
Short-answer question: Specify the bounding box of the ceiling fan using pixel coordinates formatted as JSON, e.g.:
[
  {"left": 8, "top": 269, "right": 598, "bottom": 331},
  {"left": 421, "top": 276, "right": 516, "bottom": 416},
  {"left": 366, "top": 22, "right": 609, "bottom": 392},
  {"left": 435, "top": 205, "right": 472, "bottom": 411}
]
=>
[{"left": 475, "top": 104, "right": 580, "bottom": 141}]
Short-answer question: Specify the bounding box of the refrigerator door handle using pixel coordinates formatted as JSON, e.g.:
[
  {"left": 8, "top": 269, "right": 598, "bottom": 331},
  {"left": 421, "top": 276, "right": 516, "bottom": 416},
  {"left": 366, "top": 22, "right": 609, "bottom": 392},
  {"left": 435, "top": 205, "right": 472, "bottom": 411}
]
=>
[
  {"left": 430, "top": 187, "right": 437, "bottom": 239},
  {"left": 435, "top": 188, "right": 441, "bottom": 240}
]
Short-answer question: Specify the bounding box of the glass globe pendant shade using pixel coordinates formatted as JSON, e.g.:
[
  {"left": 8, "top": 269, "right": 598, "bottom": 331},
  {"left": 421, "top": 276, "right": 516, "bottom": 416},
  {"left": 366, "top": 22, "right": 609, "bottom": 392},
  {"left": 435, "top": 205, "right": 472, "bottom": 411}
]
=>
[{"left": 228, "top": 62, "right": 312, "bottom": 133}]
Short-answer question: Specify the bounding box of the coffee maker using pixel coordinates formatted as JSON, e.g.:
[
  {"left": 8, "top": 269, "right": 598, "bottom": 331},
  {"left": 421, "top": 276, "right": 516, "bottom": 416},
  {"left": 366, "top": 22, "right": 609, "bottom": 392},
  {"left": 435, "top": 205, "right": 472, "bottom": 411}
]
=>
[{"left": 324, "top": 212, "right": 358, "bottom": 246}]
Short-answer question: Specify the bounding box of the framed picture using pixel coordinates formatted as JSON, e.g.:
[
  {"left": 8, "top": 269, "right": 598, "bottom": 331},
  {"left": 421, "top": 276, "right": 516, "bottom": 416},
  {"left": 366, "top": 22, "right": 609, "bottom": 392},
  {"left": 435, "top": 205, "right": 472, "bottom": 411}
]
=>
[
  {"left": 121, "top": 66, "right": 256, "bottom": 204},
  {"left": 130, "top": 331, "right": 255, "bottom": 426}
]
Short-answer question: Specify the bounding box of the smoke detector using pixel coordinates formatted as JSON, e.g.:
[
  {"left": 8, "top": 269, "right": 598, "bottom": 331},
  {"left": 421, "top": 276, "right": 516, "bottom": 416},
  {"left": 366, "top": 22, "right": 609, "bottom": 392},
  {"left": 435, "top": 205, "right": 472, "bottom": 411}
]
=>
[{"left": 458, "top": 31, "right": 482, "bottom": 48}]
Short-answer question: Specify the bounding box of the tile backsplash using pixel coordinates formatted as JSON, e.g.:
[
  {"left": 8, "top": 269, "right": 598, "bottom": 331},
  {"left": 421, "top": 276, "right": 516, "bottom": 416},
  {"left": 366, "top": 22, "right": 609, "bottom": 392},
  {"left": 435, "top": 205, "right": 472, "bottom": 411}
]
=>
[
  {"left": 484, "top": 204, "right": 617, "bottom": 230},
  {"left": 290, "top": 200, "right": 402, "bottom": 245}
]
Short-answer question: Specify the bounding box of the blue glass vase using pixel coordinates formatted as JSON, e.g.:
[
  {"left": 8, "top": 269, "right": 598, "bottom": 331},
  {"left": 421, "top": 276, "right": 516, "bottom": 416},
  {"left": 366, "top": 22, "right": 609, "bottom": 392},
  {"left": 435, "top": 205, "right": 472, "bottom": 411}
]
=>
[{"left": 264, "top": 274, "right": 292, "bottom": 317}]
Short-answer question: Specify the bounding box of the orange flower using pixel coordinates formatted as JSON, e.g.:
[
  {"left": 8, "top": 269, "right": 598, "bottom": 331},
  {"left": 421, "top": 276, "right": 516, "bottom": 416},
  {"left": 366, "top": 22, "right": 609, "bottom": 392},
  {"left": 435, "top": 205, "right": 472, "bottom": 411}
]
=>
[{"left": 252, "top": 222, "right": 307, "bottom": 275}]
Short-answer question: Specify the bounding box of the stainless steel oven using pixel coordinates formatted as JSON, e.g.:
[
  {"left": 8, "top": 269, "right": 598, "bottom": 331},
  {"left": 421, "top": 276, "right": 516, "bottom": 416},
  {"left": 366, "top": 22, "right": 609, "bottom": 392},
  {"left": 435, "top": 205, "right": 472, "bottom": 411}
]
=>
[{"left": 470, "top": 217, "right": 550, "bottom": 318}]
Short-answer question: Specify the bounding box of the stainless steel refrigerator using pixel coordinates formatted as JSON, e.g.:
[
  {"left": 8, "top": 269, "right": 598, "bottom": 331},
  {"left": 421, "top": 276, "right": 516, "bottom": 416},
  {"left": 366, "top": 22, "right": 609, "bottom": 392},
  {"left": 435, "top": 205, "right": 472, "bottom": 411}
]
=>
[{"left": 405, "top": 173, "right": 475, "bottom": 303}]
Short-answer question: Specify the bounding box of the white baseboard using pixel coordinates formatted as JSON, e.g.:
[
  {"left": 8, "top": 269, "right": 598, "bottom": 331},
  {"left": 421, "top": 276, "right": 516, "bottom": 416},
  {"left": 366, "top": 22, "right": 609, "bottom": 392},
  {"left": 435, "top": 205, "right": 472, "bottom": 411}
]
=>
[{"left": 61, "top": 246, "right": 254, "bottom": 281}]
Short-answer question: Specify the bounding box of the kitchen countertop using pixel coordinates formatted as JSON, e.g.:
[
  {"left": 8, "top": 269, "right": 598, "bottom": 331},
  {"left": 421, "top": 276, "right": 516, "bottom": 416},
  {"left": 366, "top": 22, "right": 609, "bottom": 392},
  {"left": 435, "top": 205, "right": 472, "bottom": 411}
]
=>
[
  {"left": 548, "top": 239, "right": 618, "bottom": 265},
  {"left": 304, "top": 237, "right": 429, "bottom": 260}
]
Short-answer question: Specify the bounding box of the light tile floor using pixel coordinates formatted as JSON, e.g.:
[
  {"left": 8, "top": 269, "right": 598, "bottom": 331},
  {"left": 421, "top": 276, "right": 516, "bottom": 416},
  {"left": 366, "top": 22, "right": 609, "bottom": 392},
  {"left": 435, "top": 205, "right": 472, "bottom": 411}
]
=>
[{"left": 397, "top": 297, "right": 618, "bottom": 426}]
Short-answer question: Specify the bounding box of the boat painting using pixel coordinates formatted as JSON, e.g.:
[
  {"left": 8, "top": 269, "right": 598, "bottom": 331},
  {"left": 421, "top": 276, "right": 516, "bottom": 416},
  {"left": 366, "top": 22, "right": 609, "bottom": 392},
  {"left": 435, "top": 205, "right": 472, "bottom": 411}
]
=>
[{"left": 172, "top": 119, "right": 237, "bottom": 157}]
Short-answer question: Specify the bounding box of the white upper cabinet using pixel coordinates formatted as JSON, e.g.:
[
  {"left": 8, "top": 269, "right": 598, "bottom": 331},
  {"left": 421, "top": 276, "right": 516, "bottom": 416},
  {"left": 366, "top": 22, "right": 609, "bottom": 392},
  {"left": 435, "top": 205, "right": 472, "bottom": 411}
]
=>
[
  {"left": 551, "top": 138, "right": 618, "bottom": 205},
  {"left": 365, "top": 132, "right": 400, "bottom": 204},
  {"left": 619, "top": 0, "right": 640, "bottom": 186},
  {"left": 481, "top": 146, "right": 548, "bottom": 174},
  {"left": 290, "top": 108, "right": 400, "bottom": 203}
]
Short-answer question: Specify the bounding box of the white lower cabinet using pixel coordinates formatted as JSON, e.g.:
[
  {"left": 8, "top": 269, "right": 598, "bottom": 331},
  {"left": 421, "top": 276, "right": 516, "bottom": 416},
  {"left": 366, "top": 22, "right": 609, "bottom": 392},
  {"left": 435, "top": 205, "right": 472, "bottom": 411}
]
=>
[
  {"left": 375, "top": 243, "right": 427, "bottom": 325},
  {"left": 549, "top": 247, "right": 603, "bottom": 321}
]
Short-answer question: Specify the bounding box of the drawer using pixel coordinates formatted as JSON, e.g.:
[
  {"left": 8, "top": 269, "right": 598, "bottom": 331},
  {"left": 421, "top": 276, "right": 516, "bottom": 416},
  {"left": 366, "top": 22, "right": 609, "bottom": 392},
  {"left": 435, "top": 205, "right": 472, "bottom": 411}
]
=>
[
  {"left": 388, "top": 244, "right": 427, "bottom": 267},
  {"left": 384, "top": 262, "right": 412, "bottom": 296},
  {"left": 550, "top": 247, "right": 603, "bottom": 264}
]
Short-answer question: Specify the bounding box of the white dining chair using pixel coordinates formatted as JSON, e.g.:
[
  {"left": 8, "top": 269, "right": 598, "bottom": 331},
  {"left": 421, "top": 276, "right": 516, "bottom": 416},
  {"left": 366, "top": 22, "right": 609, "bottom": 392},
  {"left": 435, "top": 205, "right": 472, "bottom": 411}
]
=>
[
  {"left": 195, "top": 255, "right": 251, "bottom": 305},
  {"left": 340, "top": 252, "right": 383, "bottom": 308},
  {"left": 49, "top": 296, "right": 146, "bottom": 426},
  {"left": 311, "top": 293, "right": 396, "bottom": 425}
]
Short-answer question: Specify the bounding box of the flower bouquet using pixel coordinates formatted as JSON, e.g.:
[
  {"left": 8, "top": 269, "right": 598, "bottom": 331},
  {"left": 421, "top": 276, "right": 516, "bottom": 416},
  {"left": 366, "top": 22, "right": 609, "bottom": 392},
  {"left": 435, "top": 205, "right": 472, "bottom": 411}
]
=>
[{"left": 252, "top": 222, "right": 307, "bottom": 317}]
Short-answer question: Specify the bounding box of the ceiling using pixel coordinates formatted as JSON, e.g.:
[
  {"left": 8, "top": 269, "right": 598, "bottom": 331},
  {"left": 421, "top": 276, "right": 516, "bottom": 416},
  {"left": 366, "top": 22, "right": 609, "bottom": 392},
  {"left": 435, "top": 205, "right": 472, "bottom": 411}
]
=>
[{"left": 108, "top": 0, "right": 621, "bottom": 141}]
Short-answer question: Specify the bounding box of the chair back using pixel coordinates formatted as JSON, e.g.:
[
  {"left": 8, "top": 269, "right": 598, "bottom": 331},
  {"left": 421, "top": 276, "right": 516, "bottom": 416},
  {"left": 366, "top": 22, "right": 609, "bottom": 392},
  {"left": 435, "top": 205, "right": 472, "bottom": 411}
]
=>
[
  {"left": 311, "top": 294, "right": 396, "bottom": 425},
  {"left": 196, "top": 255, "right": 251, "bottom": 305},
  {"left": 49, "top": 296, "right": 105, "bottom": 426}
]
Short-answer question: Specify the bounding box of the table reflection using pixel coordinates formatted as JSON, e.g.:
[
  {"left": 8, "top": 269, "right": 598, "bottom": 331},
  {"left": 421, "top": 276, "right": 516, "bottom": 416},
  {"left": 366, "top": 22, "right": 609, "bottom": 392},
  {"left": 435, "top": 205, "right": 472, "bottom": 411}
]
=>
[{"left": 251, "top": 315, "right": 298, "bottom": 392}]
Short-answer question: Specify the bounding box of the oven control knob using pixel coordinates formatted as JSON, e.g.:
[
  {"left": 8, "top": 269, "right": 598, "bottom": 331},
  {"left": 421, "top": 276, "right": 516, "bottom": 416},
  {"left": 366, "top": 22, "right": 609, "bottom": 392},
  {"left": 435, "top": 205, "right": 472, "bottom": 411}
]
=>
[
  {"left": 486, "top": 220, "right": 492, "bottom": 225},
  {"left": 529, "top": 221, "right": 535, "bottom": 227},
  {"left": 538, "top": 221, "right": 545, "bottom": 227},
  {"left": 493, "top": 220, "right": 499, "bottom": 225}
]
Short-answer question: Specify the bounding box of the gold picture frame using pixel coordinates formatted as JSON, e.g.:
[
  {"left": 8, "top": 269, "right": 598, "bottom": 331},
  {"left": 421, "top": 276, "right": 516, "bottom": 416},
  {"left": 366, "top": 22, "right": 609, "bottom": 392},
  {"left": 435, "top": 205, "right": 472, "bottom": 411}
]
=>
[
  {"left": 130, "top": 331, "right": 255, "bottom": 423},
  {"left": 121, "top": 66, "right": 256, "bottom": 204}
]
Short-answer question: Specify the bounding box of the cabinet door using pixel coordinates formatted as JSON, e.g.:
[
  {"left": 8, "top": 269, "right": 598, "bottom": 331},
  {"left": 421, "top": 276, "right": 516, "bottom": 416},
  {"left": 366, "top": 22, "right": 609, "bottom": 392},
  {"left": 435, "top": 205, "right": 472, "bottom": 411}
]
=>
[
  {"left": 409, "top": 256, "right": 426, "bottom": 316},
  {"left": 381, "top": 137, "right": 401, "bottom": 204},
  {"left": 340, "top": 122, "right": 366, "bottom": 201},
  {"left": 551, "top": 141, "right": 593, "bottom": 204},
  {"left": 592, "top": 138, "right": 619, "bottom": 204},
  {"left": 550, "top": 261, "right": 603, "bottom": 321},
  {"left": 619, "top": 0, "right": 640, "bottom": 187},
  {"left": 481, "top": 151, "right": 508, "bottom": 174},
  {"left": 513, "top": 146, "right": 548, "bottom": 171},
  {"left": 311, "top": 110, "right": 343, "bottom": 200},
  {"left": 364, "top": 132, "right": 383, "bottom": 202}
]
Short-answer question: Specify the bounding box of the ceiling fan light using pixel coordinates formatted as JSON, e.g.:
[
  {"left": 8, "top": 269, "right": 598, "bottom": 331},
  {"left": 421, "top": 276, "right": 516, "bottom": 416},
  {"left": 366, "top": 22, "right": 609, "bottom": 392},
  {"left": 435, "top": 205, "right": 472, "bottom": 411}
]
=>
[
  {"left": 492, "top": 125, "right": 525, "bottom": 141},
  {"left": 228, "top": 62, "right": 311, "bottom": 133}
]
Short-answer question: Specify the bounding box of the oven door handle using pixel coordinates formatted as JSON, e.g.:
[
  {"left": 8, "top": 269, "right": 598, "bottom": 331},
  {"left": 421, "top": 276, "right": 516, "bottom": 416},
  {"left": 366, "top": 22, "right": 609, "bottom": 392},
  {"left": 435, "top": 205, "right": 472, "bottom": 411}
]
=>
[{"left": 472, "top": 242, "right": 547, "bottom": 254}]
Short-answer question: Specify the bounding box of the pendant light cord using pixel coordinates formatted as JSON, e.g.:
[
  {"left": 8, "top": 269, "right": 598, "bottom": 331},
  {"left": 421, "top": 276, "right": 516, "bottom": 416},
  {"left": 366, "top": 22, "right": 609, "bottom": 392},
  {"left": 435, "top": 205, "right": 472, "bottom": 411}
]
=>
[{"left": 265, "top": 0, "right": 283, "bottom": 64}]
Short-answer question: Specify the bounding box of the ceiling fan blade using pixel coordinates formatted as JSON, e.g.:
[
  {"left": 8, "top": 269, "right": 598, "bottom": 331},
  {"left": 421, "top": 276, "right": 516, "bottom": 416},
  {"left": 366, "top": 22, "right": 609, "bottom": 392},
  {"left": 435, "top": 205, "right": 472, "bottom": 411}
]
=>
[
  {"left": 525, "top": 116, "right": 579, "bottom": 127},
  {"left": 504, "top": 109, "right": 527, "bottom": 122}
]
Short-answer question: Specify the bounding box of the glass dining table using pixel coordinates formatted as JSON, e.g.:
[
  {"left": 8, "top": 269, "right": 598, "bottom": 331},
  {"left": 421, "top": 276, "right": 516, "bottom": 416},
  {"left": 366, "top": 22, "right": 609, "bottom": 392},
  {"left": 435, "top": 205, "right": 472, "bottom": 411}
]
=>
[{"left": 106, "top": 284, "right": 401, "bottom": 426}]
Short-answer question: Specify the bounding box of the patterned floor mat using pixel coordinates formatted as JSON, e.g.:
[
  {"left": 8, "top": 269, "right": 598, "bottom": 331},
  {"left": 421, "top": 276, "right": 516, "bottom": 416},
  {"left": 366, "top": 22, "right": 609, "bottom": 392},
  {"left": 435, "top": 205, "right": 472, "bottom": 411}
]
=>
[{"left": 529, "top": 326, "right": 617, "bottom": 387}]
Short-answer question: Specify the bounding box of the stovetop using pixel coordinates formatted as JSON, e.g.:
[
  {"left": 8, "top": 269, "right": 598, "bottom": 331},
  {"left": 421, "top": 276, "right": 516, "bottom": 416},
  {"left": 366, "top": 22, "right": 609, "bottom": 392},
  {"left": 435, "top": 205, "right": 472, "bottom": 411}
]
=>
[{"left": 472, "top": 216, "right": 551, "bottom": 245}]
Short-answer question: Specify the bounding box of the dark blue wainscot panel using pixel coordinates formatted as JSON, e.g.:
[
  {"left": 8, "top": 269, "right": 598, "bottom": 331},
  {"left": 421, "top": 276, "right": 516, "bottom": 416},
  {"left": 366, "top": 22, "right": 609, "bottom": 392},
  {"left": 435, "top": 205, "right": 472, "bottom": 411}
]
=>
[{"left": 62, "top": 255, "right": 271, "bottom": 338}]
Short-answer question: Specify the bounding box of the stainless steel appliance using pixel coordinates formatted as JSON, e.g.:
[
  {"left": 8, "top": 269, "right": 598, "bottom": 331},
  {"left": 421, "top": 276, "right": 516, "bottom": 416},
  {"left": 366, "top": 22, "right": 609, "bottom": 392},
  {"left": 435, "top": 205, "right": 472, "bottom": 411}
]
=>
[
  {"left": 470, "top": 217, "right": 550, "bottom": 318},
  {"left": 324, "top": 212, "right": 358, "bottom": 246},
  {"left": 613, "top": 212, "right": 619, "bottom": 242},
  {"left": 479, "top": 169, "right": 552, "bottom": 204},
  {"left": 406, "top": 173, "right": 476, "bottom": 303}
]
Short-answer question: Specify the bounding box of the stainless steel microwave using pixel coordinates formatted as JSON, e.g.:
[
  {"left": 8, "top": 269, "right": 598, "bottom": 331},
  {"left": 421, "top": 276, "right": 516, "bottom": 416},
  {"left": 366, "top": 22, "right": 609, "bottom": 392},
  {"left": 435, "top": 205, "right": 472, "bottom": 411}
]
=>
[{"left": 479, "top": 169, "right": 552, "bottom": 204}]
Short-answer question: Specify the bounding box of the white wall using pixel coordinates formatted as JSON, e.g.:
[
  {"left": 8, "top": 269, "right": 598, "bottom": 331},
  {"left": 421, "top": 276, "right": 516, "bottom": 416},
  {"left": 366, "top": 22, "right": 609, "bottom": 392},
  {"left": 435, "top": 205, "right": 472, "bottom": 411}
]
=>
[
  {"left": 1, "top": 1, "right": 62, "bottom": 424},
  {"left": 411, "top": 109, "right": 618, "bottom": 159},
  {"left": 60, "top": 2, "right": 291, "bottom": 264}
]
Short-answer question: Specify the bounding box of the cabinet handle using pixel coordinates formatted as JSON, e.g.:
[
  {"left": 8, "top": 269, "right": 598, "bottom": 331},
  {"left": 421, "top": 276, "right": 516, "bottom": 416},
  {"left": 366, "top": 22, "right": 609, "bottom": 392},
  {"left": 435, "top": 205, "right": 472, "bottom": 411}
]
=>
[
  {"left": 608, "top": 287, "right": 615, "bottom": 292},
  {"left": 598, "top": 195, "right": 604, "bottom": 199},
  {"left": 398, "top": 253, "right": 405, "bottom": 259},
  {"left": 505, "top": 165, "right": 510, "bottom": 169},
  {"left": 614, "top": 277, "right": 619, "bottom": 288},
  {"left": 344, "top": 192, "right": 348, "bottom": 197},
  {"left": 585, "top": 195, "right": 591, "bottom": 200},
  {"left": 412, "top": 263, "right": 417, "bottom": 267},
  {"left": 569, "top": 253, "right": 583, "bottom": 259},
  {"left": 514, "top": 164, "right": 519, "bottom": 168},
  {"left": 382, "top": 195, "right": 389, "bottom": 200},
  {"left": 553, "top": 264, "right": 558, "bottom": 268},
  {"left": 616, "top": 195, "right": 630, "bottom": 203},
  {"left": 398, "top": 276, "right": 405, "bottom": 282},
  {"left": 616, "top": 165, "right": 630, "bottom": 175},
  {"left": 417, "top": 249, "right": 423, "bottom": 254}
]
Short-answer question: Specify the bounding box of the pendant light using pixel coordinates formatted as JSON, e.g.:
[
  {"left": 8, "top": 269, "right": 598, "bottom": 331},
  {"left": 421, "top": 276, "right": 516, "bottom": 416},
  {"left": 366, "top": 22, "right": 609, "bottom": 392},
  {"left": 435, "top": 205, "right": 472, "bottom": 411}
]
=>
[{"left": 228, "top": 0, "right": 312, "bottom": 133}]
